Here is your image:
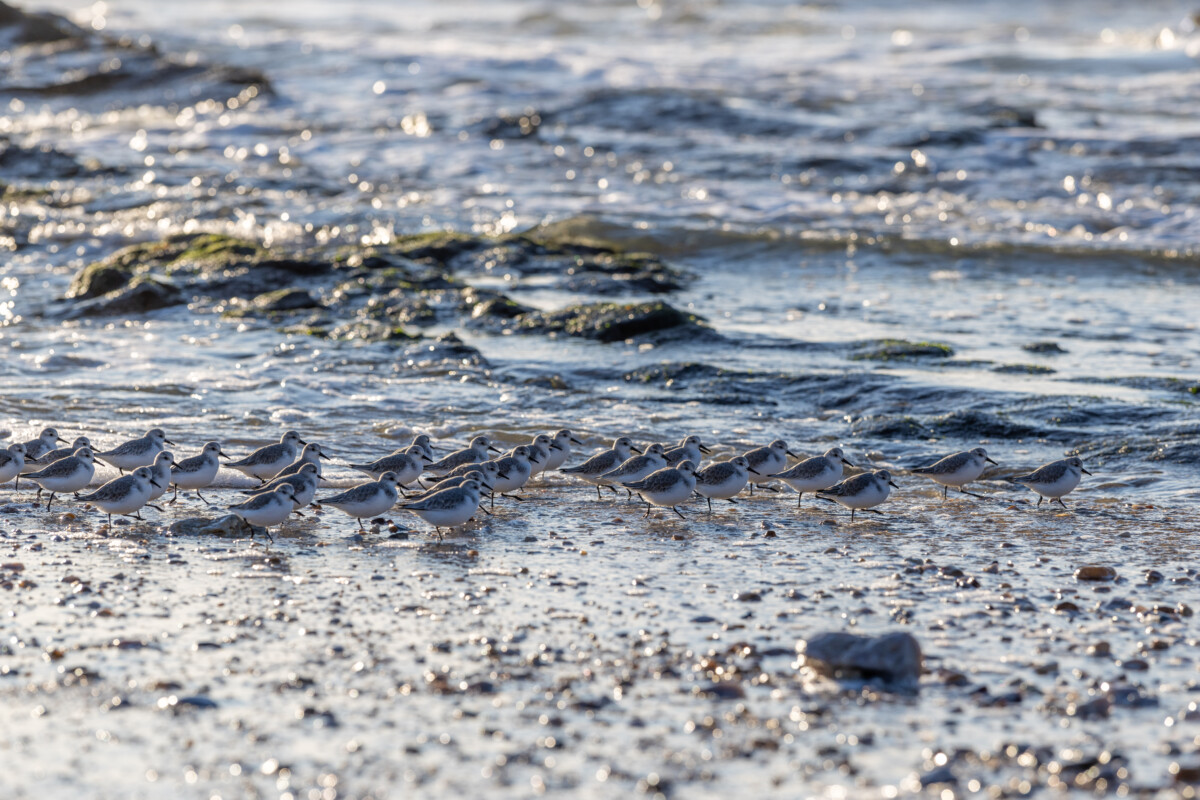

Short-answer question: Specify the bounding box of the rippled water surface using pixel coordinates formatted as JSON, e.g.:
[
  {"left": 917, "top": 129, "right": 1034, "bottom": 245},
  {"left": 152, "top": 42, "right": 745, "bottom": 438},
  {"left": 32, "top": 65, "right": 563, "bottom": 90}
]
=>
[{"left": 2, "top": 0, "right": 1199, "bottom": 796}]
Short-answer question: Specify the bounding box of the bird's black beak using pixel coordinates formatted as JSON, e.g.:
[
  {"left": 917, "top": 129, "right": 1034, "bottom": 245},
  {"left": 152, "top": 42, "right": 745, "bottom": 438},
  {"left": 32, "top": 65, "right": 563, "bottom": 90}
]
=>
[
  {"left": 151, "top": 478, "right": 162, "bottom": 488},
  {"left": 498, "top": 470, "right": 510, "bottom": 479},
  {"left": 298, "top": 438, "right": 309, "bottom": 446},
  {"left": 483, "top": 482, "right": 493, "bottom": 492},
  {"left": 56, "top": 436, "right": 68, "bottom": 444},
  {"left": 164, "top": 438, "right": 176, "bottom": 445},
  {"left": 1081, "top": 468, "right": 1093, "bottom": 476},
  {"left": 631, "top": 445, "right": 643, "bottom": 454},
  {"left": 986, "top": 457, "right": 999, "bottom": 465},
  {"left": 749, "top": 467, "right": 762, "bottom": 476},
  {"left": 170, "top": 460, "right": 180, "bottom": 468},
  {"left": 787, "top": 449, "right": 800, "bottom": 458},
  {"left": 888, "top": 479, "right": 899, "bottom": 489},
  {"left": 570, "top": 436, "right": 584, "bottom": 445},
  {"left": 550, "top": 444, "right": 564, "bottom": 452},
  {"left": 699, "top": 444, "right": 713, "bottom": 454},
  {"left": 842, "top": 457, "right": 855, "bottom": 467},
  {"left": 219, "top": 450, "right": 232, "bottom": 460},
  {"left": 488, "top": 445, "right": 502, "bottom": 454},
  {"left": 320, "top": 452, "right": 332, "bottom": 461}
]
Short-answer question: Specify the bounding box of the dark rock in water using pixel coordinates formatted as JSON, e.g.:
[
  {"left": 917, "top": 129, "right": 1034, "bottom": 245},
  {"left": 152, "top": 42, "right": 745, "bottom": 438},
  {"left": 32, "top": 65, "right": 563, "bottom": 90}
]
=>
[
  {"left": 249, "top": 288, "right": 321, "bottom": 313},
  {"left": 851, "top": 339, "right": 953, "bottom": 361},
  {"left": 993, "top": 363, "right": 1055, "bottom": 375},
  {"left": 515, "top": 301, "right": 708, "bottom": 343},
  {"left": 1022, "top": 341, "right": 1068, "bottom": 354},
  {"left": 67, "top": 262, "right": 133, "bottom": 300},
  {"left": 0, "top": 138, "right": 86, "bottom": 181},
  {"left": 396, "top": 332, "right": 489, "bottom": 370},
  {"left": 470, "top": 294, "right": 534, "bottom": 321},
  {"left": 928, "top": 409, "right": 1057, "bottom": 440},
  {"left": 799, "top": 631, "right": 923, "bottom": 685},
  {"left": 68, "top": 276, "right": 184, "bottom": 318},
  {"left": 0, "top": 1, "right": 81, "bottom": 45}
]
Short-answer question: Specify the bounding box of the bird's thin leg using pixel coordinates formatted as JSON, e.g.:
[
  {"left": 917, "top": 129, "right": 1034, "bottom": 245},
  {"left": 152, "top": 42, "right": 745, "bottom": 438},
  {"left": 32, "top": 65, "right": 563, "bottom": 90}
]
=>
[
  {"left": 595, "top": 485, "right": 602, "bottom": 501},
  {"left": 45, "top": 492, "right": 56, "bottom": 511},
  {"left": 502, "top": 493, "right": 525, "bottom": 502},
  {"left": 479, "top": 505, "right": 493, "bottom": 516},
  {"left": 169, "top": 485, "right": 180, "bottom": 504},
  {"left": 146, "top": 503, "right": 164, "bottom": 513},
  {"left": 748, "top": 483, "right": 753, "bottom": 497},
  {"left": 706, "top": 497, "right": 713, "bottom": 515},
  {"left": 960, "top": 487, "right": 986, "bottom": 499},
  {"left": 796, "top": 492, "right": 803, "bottom": 508},
  {"left": 850, "top": 509, "right": 856, "bottom": 521},
  {"left": 942, "top": 485, "right": 948, "bottom": 501},
  {"left": 1036, "top": 496, "right": 1043, "bottom": 508},
  {"left": 643, "top": 503, "right": 652, "bottom": 518},
  {"left": 1054, "top": 497, "right": 1069, "bottom": 510},
  {"left": 133, "top": 511, "right": 143, "bottom": 520},
  {"left": 606, "top": 485, "right": 619, "bottom": 495},
  {"left": 673, "top": 506, "right": 685, "bottom": 521},
  {"left": 196, "top": 490, "right": 211, "bottom": 505},
  {"left": 357, "top": 518, "right": 366, "bottom": 531}
]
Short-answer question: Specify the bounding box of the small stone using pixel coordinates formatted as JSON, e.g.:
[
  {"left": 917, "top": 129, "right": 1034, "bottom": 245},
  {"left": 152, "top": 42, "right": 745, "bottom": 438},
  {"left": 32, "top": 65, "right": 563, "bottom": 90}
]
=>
[
  {"left": 799, "top": 631, "right": 923, "bottom": 685},
  {"left": 1074, "top": 565, "right": 1117, "bottom": 582},
  {"left": 1087, "top": 641, "right": 1111, "bottom": 657}
]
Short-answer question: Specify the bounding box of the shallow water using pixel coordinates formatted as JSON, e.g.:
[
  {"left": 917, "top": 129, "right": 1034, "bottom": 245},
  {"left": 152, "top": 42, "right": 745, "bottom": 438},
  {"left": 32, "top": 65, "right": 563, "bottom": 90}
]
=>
[{"left": 2, "top": 0, "right": 1199, "bottom": 796}]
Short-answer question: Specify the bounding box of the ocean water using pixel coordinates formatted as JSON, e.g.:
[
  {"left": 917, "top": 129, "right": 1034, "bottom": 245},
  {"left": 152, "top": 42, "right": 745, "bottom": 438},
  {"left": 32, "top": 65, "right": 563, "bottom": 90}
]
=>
[{"left": 1, "top": 1, "right": 1199, "bottom": 796}]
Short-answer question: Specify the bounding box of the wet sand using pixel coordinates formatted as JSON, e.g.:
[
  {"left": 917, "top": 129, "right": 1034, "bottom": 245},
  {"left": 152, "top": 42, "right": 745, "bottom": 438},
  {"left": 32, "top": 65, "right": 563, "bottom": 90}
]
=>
[{"left": 2, "top": 480, "right": 1197, "bottom": 798}]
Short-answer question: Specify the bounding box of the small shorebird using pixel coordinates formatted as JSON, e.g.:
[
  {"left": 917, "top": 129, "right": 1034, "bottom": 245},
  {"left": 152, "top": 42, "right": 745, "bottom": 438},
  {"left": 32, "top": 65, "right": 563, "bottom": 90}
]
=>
[
  {"left": 401, "top": 478, "right": 487, "bottom": 536},
  {"left": 743, "top": 439, "right": 799, "bottom": 494},
  {"left": 348, "top": 448, "right": 426, "bottom": 486},
  {"left": 623, "top": 460, "right": 698, "bottom": 519},
  {"left": 541, "top": 429, "right": 583, "bottom": 473},
  {"left": 601, "top": 444, "right": 668, "bottom": 498},
  {"left": 663, "top": 435, "right": 712, "bottom": 467},
  {"left": 96, "top": 428, "right": 174, "bottom": 473},
  {"left": 770, "top": 447, "right": 855, "bottom": 507},
  {"left": 561, "top": 436, "right": 640, "bottom": 499},
  {"left": 270, "top": 442, "right": 331, "bottom": 481},
  {"left": 79, "top": 466, "right": 162, "bottom": 527},
  {"left": 169, "top": 442, "right": 226, "bottom": 504},
  {"left": 225, "top": 431, "right": 306, "bottom": 483},
  {"left": 816, "top": 469, "right": 898, "bottom": 521},
  {"left": 18, "top": 428, "right": 67, "bottom": 473},
  {"left": 912, "top": 447, "right": 998, "bottom": 500},
  {"left": 26, "top": 446, "right": 96, "bottom": 510},
  {"left": 1012, "top": 456, "right": 1090, "bottom": 509},
  {"left": 0, "top": 443, "right": 28, "bottom": 492},
  {"left": 228, "top": 483, "right": 301, "bottom": 537},
  {"left": 322, "top": 472, "right": 401, "bottom": 530},
  {"left": 694, "top": 456, "right": 757, "bottom": 513},
  {"left": 425, "top": 436, "right": 500, "bottom": 476},
  {"left": 243, "top": 462, "right": 323, "bottom": 507}
]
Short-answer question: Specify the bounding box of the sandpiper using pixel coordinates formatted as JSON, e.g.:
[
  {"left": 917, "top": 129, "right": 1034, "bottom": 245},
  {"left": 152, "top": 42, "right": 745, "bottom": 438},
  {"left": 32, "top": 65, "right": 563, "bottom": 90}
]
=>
[
  {"left": 96, "top": 428, "right": 174, "bottom": 473},
  {"left": 913, "top": 447, "right": 998, "bottom": 500},
  {"left": 770, "top": 447, "right": 855, "bottom": 507},
  {"left": 561, "top": 437, "right": 640, "bottom": 499},
  {"left": 226, "top": 431, "right": 306, "bottom": 483},
  {"left": 78, "top": 466, "right": 161, "bottom": 527},
  {"left": 1012, "top": 456, "right": 1090, "bottom": 509},
  {"left": 541, "top": 429, "right": 583, "bottom": 473},
  {"left": 169, "top": 442, "right": 226, "bottom": 504},
  {"left": 321, "top": 472, "right": 401, "bottom": 530},
  {"left": 694, "top": 456, "right": 757, "bottom": 513},
  {"left": 26, "top": 446, "right": 96, "bottom": 511},
  {"left": 425, "top": 436, "right": 500, "bottom": 476},
  {"left": 816, "top": 470, "right": 898, "bottom": 520},
  {"left": 401, "top": 478, "right": 486, "bottom": 536},
  {"left": 228, "top": 483, "right": 301, "bottom": 537},
  {"left": 623, "top": 460, "right": 698, "bottom": 519},
  {"left": 743, "top": 439, "right": 799, "bottom": 494}
]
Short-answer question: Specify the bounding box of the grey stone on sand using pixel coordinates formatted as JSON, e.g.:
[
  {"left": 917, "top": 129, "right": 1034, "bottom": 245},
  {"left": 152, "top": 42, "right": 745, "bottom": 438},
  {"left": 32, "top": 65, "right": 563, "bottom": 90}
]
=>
[
  {"left": 168, "top": 513, "right": 265, "bottom": 538},
  {"left": 799, "top": 631, "right": 923, "bottom": 685}
]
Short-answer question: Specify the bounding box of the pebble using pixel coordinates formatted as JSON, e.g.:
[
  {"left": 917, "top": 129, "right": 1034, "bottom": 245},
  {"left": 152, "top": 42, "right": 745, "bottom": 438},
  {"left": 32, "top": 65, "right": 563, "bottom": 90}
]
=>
[{"left": 1074, "top": 565, "right": 1117, "bottom": 582}]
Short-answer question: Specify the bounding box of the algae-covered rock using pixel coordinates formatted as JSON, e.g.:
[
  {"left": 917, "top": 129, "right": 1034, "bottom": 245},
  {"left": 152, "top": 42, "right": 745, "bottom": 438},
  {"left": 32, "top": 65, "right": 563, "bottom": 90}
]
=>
[
  {"left": 251, "top": 288, "right": 320, "bottom": 312},
  {"left": 852, "top": 339, "right": 954, "bottom": 361},
  {"left": 67, "top": 233, "right": 263, "bottom": 300},
  {"left": 168, "top": 514, "right": 264, "bottom": 538},
  {"left": 515, "top": 301, "right": 706, "bottom": 343},
  {"left": 68, "top": 276, "right": 185, "bottom": 318}
]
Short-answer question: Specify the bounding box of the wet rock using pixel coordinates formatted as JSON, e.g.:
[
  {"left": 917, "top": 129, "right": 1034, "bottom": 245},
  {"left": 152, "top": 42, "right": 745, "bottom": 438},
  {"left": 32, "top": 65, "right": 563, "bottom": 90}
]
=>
[
  {"left": 243, "top": 288, "right": 321, "bottom": 314},
  {"left": 851, "top": 339, "right": 953, "bottom": 361},
  {"left": 168, "top": 514, "right": 263, "bottom": 538},
  {"left": 1074, "top": 565, "right": 1117, "bottom": 582},
  {"left": 1022, "top": 341, "right": 1068, "bottom": 354},
  {"left": 0, "top": 1, "right": 82, "bottom": 45},
  {"left": 515, "top": 300, "right": 709, "bottom": 343},
  {"left": 68, "top": 276, "right": 184, "bottom": 318},
  {"left": 798, "top": 631, "right": 922, "bottom": 686},
  {"left": 992, "top": 363, "right": 1055, "bottom": 375}
]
